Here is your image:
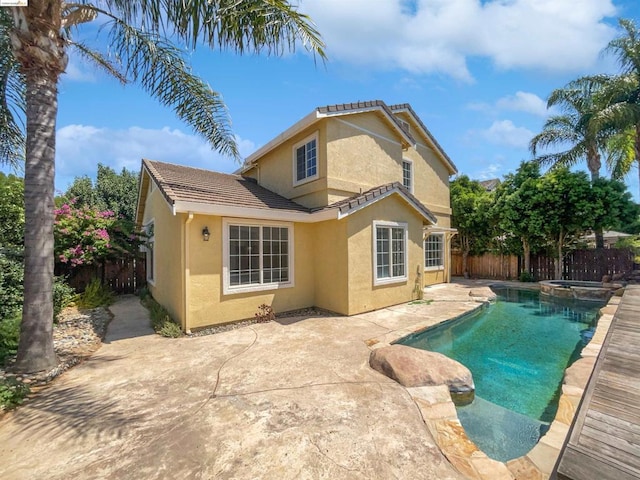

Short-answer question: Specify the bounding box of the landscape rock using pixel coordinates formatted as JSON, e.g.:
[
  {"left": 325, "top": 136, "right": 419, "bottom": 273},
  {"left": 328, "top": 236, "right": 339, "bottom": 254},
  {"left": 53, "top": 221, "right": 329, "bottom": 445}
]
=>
[{"left": 369, "top": 344, "right": 474, "bottom": 400}]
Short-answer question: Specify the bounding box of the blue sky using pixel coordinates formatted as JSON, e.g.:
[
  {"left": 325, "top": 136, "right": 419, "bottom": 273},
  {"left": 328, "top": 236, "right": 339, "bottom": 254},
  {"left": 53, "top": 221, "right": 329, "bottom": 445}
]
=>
[{"left": 16, "top": 0, "right": 640, "bottom": 199}]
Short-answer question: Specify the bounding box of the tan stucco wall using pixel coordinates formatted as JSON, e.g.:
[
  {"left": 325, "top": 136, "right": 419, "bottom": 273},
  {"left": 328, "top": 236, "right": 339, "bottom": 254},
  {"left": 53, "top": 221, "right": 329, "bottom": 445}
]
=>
[
  {"left": 423, "top": 269, "right": 446, "bottom": 286},
  {"left": 312, "top": 219, "right": 349, "bottom": 314},
  {"left": 185, "top": 217, "right": 316, "bottom": 330},
  {"left": 244, "top": 123, "right": 329, "bottom": 209},
  {"left": 245, "top": 110, "right": 453, "bottom": 227},
  {"left": 141, "top": 181, "right": 184, "bottom": 327},
  {"left": 345, "top": 195, "right": 425, "bottom": 315}
]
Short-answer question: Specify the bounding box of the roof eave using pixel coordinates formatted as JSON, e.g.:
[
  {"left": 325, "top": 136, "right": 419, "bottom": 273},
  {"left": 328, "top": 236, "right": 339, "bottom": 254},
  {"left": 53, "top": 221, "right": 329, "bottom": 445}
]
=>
[
  {"left": 172, "top": 200, "right": 338, "bottom": 223},
  {"left": 390, "top": 106, "right": 458, "bottom": 175},
  {"left": 239, "top": 111, "right": 319, "bottom": 173}
]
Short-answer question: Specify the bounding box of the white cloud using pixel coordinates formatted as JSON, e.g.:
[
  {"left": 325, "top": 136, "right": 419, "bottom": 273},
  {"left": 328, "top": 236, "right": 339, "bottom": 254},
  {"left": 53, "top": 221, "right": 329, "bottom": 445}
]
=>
[
  {"left": 495, "top": 92, "right": 551, "bottom": 117},
  {"left": 477, "top": 120, "right": 535, "bottom": 148},
  {"left": 300, "top": 0, "right": 617, "bottom": 81},
  {"left": 55, "top": 125, "right": 254, "bottom": 190}
]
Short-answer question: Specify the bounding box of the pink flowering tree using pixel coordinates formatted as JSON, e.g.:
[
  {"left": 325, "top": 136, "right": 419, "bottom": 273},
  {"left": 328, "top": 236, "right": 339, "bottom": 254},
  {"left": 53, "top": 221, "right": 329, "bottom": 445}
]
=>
[{"left": 54, "top": 200, "right": 141, "bottom": 268}]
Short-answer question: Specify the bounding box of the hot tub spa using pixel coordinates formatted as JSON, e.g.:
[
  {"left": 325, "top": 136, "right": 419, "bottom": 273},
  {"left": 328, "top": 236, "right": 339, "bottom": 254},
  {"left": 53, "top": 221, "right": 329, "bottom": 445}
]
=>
[{"left": 539, "top": 280, "right": 623, "bottom": 302}]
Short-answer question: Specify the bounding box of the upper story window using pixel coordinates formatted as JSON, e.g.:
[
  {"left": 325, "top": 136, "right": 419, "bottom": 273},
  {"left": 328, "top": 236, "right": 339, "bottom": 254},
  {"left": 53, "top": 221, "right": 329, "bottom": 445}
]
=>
[
  {"left": 373, "top": 221, "right": 408, "bottom": 286},
  {"left": 293, "top": 133, "right": 318, "bottom": 186},
  {"left": 402, "top": 159, "right": 413, "bottom": 193},
  {"left": 425, "top": 233, "right": 444, "bottom": 270}
]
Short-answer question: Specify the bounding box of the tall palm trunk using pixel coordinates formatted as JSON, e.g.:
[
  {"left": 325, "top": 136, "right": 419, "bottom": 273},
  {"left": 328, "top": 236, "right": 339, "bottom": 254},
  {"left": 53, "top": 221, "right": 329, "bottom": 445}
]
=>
[
  {"left": 586, "top": 143, "right": 605, "bottom": 249},
  {"left": 11, "top": 2, "right": 66, "bottom": 373},
  {"left": 636, "top": 124, "right": 640, "bottom": 201}
]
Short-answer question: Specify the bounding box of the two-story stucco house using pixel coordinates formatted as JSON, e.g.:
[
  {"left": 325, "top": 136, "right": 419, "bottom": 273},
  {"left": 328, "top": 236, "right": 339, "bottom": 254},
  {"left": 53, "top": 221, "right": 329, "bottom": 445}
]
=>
[{"left": 135, "top": 100, "right": 457, "bottom": 332}]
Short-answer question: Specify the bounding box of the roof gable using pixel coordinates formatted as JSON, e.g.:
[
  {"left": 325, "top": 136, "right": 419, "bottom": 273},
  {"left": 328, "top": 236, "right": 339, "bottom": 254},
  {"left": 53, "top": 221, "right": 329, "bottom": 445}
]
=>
[
  {"left": 388, "top": 103, "right": 458, "bottom": 175},
  {"left": 241, "top": 100, "right": 423, "bottom": 171},
  {"left": 315, "top": 182, "right": 438, "bottom": 225}
]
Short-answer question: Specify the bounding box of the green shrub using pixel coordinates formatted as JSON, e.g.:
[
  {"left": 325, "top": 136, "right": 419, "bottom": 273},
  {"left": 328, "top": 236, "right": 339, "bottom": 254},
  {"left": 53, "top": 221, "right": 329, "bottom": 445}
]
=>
[
  {"left": 158, "top": 319, "right": 183, "bottom": 338},
  {"left": 519, "top": 271, "right": 535, "bottom": 282},
  {"left": 0, "top": 314, "right": 20, "bottom": 364},
  {"left": 140, "top": 292, "right": 182, "bottom": 338},
  {"left": 0, "top": 252, "right": 23, "bottom": 322},
  {"left": 53, "top": 276, "right": 76, "bottom": 321},
  {"left": 77, "top": 278, "right": 113, "bottom": 309},
  {"left": 0, "top": 377, "right": 30, "bottom": 411}
]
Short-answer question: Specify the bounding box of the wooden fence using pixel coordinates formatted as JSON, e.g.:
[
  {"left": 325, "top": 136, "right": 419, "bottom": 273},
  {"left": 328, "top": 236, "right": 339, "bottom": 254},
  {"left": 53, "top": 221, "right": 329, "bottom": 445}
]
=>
[
  {"left": 452, "top": 249, "right": 634, "bottom": 281},
  {"left": 56, "top": 255, "right": 146, "bottom": 294},
  {"left": 451, "top": 253, "right": 519, "bottom": 280}
]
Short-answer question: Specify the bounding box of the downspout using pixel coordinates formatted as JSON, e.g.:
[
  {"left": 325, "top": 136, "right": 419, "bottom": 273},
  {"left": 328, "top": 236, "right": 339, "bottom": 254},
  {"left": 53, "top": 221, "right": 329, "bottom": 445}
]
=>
[{"left": 184, "top": 212, "right": 194, "bottom": 333}]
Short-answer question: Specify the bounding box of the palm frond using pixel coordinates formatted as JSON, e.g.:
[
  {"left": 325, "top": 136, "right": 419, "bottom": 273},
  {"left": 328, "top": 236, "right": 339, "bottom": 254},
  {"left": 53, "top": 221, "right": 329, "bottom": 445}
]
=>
[
  {"left": 101, "top": 14, "right": 239, "bottom": 158},
  {"left": 605, "top": 128, "right": 636, "bottom": 180},
  {"left": 69, "top": 41, "right": 128, "bottom": 84},
  {"left": 0, "top": 8, "right": 25, "bottom": 167},
  {"left": 103, "top": 0, "right": 326, "bottom": 60},
  {"left": 606, "top": 19, "right": 640, "bottom": 75}
]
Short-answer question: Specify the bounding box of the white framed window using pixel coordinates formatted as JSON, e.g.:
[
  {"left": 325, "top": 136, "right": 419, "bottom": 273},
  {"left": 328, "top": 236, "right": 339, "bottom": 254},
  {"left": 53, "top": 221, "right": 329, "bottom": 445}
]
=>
[
  {"left": 223, "top": 219, "right": 294, "bottom": 294},
  {"left": 293, "top": 133, "right": 318, "bottom": 185},
  {"left": 402, "top": 159, "right": 413, "bottom": 193},
  {"left": 144, "top": 220, "right": 155, "bottom": 284},
  {"left": 373, "top": 221, "right": 408, "bottom": 286},
  {"left": 425, "top": 233, "right": 444, "bottom": 270}
]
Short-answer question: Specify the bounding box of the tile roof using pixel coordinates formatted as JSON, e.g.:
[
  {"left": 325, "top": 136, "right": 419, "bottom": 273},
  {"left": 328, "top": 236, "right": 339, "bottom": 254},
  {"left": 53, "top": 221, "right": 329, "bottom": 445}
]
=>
[
  {"left": 479, "top": 178, "right": 500, "bottom": 192},
  {"left": 388, "top": 103, "right": 457, "bottom": 173},
  {"left": 142, "top": 159, "right": 310, "bottom": 214},
  {"left": 314, "top": 182, "right": 438, "bottom": 224}
]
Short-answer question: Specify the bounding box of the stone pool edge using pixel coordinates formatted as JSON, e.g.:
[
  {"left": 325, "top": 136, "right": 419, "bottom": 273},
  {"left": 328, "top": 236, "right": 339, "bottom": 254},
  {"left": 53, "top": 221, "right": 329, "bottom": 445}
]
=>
[{"left": 365, "top": 285, "right": 620, "bottom": 480}]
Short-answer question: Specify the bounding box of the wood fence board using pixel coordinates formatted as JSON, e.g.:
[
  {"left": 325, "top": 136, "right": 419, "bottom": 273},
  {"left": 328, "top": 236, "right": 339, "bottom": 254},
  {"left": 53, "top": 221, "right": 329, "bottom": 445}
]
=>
[
  {"left": 453, "top": 249, "right": 634, "bottom": 282},
  {"left": 56, "top": 254, "right": 146, "bottom": 294}
]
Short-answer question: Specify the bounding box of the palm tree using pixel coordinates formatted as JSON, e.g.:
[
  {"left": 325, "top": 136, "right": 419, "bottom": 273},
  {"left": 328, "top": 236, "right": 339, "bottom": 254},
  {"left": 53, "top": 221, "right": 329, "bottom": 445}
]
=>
[
  {"left": 2, "top": 1, "right": 325, "bottom": 373},
  {"left": 530, "top": 84, "right": 605, "bottom": 181},
  {"left": 590, "top": 19, "right": 640, "bottom": 198},
  {"left": 0, "top": 8, "right": 24, "bottom": 168},
  {"left": 530, "top": 82, "right": 610, "bottom": 247}
]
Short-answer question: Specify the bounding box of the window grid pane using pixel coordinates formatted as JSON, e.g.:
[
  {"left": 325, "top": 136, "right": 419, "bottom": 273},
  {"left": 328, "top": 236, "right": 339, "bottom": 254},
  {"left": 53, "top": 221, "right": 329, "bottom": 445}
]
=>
[
  {"left": 425, "top": 234, "right": 444, "bottom": 268},
  {"left": 376, "top": 226, "right": 405, "bottom": 280},
  {"left": 229, "top": 226, "right": 260, "bottom": 286},
  {"left": 402, "top": 161, "right": 412, "bottom": 190},
  {"left": 228, "top": 224, "right": 291, "bottom": 288},
  {"left": 262, "top": 227, "right": 289, "bottom": 284},
  {"left": 295, "top": 138, "right": 317, "bottom": 182}
]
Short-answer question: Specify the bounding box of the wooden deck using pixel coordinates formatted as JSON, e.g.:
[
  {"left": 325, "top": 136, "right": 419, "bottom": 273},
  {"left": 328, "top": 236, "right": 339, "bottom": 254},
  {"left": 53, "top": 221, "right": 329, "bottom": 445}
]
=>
[{"left": 554, "top": 285, "right": 640, "bottom": 480}]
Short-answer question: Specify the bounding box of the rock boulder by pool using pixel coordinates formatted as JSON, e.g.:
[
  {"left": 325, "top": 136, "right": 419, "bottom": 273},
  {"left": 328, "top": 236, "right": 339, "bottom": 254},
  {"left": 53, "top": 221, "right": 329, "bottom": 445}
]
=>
[{"left": 369, "top": 344, "right": 475, "bottom": 404}]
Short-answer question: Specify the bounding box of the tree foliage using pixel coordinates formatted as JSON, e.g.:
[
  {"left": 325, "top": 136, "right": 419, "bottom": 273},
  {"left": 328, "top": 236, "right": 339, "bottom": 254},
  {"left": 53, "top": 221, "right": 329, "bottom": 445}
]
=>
[
  {"left": 54, "top": 200, "right": 141, "bottom": 267},
  {"left": 0, "top": 172, "right": 24, "bottom": 249},
  {"left": 491, "top": 162, "right": 545, "bottom": 272},
  {"left": 64, "top": 164, "right": 139, "bottom": 222},
  {"left": 450, "top": 176, "right": 494, "bottom": 274}
]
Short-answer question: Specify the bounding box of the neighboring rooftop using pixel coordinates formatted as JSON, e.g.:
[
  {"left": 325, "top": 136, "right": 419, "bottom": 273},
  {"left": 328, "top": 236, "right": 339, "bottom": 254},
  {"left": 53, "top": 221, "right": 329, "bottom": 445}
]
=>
[{"left": 479, "top": 178, "right": 500, "bottom": 192}]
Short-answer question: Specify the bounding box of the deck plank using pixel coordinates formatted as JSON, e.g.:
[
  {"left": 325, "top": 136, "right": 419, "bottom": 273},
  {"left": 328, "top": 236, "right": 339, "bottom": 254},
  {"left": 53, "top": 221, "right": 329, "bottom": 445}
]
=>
[{"left": 554, "top": 286, "right": 640, "bottom": 480}]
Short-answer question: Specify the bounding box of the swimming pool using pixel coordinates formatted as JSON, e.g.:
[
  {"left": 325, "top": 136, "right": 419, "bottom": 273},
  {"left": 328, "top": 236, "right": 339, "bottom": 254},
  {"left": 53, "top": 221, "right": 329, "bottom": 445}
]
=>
[{"left": 396, "top": 287, "right": 603, "bottom": 462}]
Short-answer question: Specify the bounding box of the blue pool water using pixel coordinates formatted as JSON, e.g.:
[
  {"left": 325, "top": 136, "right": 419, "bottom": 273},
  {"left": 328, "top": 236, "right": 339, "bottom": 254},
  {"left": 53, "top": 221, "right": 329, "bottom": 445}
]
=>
[{"left": 397, "top": 287, "right": 602, "bottom": 461}]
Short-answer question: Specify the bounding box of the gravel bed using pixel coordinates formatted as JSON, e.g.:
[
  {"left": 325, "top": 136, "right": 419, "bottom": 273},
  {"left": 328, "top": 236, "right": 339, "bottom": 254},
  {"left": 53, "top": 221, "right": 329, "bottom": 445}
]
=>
[
  {"left": 188, "top": 307, "right": 336, "bottom": 337},
  {"left": 1, "top": 306, "right": 112, "bottom": 387}
]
